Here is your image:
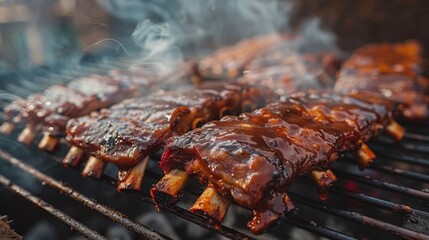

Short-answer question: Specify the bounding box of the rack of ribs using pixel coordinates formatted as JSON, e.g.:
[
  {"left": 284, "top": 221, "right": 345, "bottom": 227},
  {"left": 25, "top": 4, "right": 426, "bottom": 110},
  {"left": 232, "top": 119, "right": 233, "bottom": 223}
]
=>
[
  {"left": 0, "top": 65, "right": 190, "bottom": 151},
  {"left": 65, "top": 81, "right": 271, "bottom": 190},
  {"left": 193, "top": 34, "right": 288, "bottom": 82},
  {"left": 152, "top": 91, "right": 404, "bottom": 234},
  {"left": 335, "top": 41, "right": 428, "bottom": 120}
]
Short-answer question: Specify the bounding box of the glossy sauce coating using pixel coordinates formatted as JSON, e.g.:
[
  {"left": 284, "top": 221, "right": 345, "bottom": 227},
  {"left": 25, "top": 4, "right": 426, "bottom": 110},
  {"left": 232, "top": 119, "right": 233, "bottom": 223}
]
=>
[
  {"left": 196, "top": 34, "right": 286, "bottom": 80},
  {"left": 285, "top": 91, "right": 399, "bottom": 142},
  {"left": 240, "top": 43, "right": 340, "bottom": 97},
  {"left": 335, "top": 41, "right": 428, "bottom": 119},
  {"left": 160, "top": 91, "right": 395, "bottom": 234},
  {"left": 66, "top": 82, "right": 270, "bottom": 168},
  {"left": 2, "top": 73, "right": 152, "bottom": 136}
]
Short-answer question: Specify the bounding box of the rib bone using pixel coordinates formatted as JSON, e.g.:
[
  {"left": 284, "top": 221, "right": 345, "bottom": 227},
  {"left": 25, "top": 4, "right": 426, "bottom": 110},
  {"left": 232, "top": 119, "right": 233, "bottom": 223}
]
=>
[
  {"left": 117, "top": 156, "right": 149, "bottom": 191},
  {"left": 0, "top": 122, "right": 15, "bottom": 135},
  {"left": 63, "top": 146, "right": 85, "bottom": 166},
  {"left": 82, "top": 156, "right": 107, "bottom": 178},
  {"left": 190, "top": 187, "right": 231, "bottom": 225},
  {"left": 311, "top": 169, "right": 337, "bottom": 193},
  {"left": 17, "top": 126, "right": 36, "bottom": 145},
  {"left": 386, "top": 120, "right": 405, "bottom": 141},
  {"left": 357, "top": 142, "right": 376, "bottom": 169},
  {"left": 38, "top": 134, "right": 59, "bottom": 152},
  {"left": 150, "top": 169, "right": 189, "bottom": 208}
]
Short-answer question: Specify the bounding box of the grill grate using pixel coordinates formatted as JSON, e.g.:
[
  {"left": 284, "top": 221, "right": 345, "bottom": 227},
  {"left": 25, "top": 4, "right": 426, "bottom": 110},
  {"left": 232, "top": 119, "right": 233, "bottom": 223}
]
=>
[
  {"left": 0, "top": 151, "right": 170, "bottom": 240},
  {"left": 0, "top": 174, "right": 106, "bottom": 240},
  {"left": 0, "top": 55, "right": 429, "bottom": 239}
]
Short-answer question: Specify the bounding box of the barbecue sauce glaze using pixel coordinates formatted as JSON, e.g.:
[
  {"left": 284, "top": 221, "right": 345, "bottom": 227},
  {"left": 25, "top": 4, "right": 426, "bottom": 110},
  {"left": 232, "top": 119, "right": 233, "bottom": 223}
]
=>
[
  {"left": 335, "top": 41, "right": 428, "bottom": 119},
  {"left": 159, "top": 91, "right": 397, "bottom": 234},
  {"left": 66, "top": 82, "right": 270, "bottom": 186}
]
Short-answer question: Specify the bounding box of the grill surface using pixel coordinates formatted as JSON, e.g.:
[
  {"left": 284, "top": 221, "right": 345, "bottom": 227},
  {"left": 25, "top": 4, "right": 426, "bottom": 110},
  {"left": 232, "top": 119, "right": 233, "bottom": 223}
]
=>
[{"left": 0, "top": 54, "right": 429, "bottom": 239}]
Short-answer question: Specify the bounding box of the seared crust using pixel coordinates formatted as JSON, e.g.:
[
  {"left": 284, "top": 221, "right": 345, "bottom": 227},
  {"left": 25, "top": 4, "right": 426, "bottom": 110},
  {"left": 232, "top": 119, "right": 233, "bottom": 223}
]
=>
[
  {"left": 159, "top": 91, "right": 396, "bottom": 234},
  {"left": 66, "top": 82, "right": 270, "bottom": 167},
  {"left": 335, "top": 41, "right": 428, "bottom": 119},
  {"left": 3, "top": 74, "right": 145, "bottom": 136},
  {"left": 195, "top": 34, "right": 287, "bottom": 80},
  {"left": 240, "top": 43, "right": 340, "bottom": 96}
]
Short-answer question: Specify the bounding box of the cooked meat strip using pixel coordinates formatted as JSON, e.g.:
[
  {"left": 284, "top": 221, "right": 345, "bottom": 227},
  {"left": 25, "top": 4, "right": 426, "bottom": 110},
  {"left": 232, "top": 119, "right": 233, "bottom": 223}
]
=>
[
  {"left": 239, "top": 42, "right": 340, "bottom": 97},
  {"left": 335, "top": 41, "right": 428, "bottom": 120},
  {"left": 3, "top": 74, "right": 142, "bottom": 137},
  {"left": 66, "top": 82, "right": 270, "bottom": 184},
  {"left": 283, "top": 90, "right": 401, "bottom": 141},
  {"left": 1, "top": 61, "right": 191, "bottom": 141},
  {"left": 195, "top": 34, "right": 286, "bottom": 81},
  {"left": 158, "top": 91, "right": 397, "bottom": 234}
]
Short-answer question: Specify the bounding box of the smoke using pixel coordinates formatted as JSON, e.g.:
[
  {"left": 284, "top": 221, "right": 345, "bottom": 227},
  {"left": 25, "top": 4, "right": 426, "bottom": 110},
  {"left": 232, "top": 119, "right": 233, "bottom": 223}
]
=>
[
  {"left": 130, "top": 20, "right": 183, "bottom": 72},
  {"left": 296, "top": 18, "right": 339, "bottom": 53},
  {"left": 99, "top": 0, "right": 297, "bottom": 72}
]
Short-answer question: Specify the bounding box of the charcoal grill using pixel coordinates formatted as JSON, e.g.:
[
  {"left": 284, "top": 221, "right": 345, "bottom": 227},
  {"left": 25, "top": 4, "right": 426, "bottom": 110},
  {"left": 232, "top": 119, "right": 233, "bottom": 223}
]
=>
[{"left": 0, "top": 52, "right": 428, "bottom": 240}]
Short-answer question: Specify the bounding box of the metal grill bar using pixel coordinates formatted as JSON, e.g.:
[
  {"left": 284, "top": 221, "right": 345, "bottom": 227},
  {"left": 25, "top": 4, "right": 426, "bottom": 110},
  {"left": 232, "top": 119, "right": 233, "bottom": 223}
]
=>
[
  {"left": 289, "top": 193, "right": 429, "bottom": 240},
  {"left": 131, "top": 161, "right": 357, "bottom": 240},
  {"left": 54, "top": 152, "right": 356, "bottom": 240},
  {"left": 105, "top": 177, "right": 356, "bottom": 240},
  {"left": 100, "top": 175, "right": 260, "bottom": 240},
  {"left": 333, "top": 169, "right": 429, "bottom": 201},
  {"left": 404, "top": 132, "right": 429, "bottom": 142},
  {"left": 328, "top": 185, "right": 429, "bottom": 218},
  {"left": 0, "top": 149, "right": 257, "bottom": 240},
  {"left": 3, "top": 143, "right": 427, "bottom": 240},
  {"left": 283, "top": 217, "right": 358, "bottom": 240},
  {"left": 0, "top": 174, "right": 107, "bottom": 240},
  {"left": 0, "top": 150, "right": 171, "bottom": 240},
  {"left": 372, "top": 150, "right": 429, "bottom": 168},
  {"left": 402, "top": 124, "right": 429, "bottom": 136},
  {"left": 370, "top": 163, "right": 429, "bottom": 182},
  {"left": 172, "top": 166, "right": 429, "bottom": 240},
  {"left": 298, "top": 177, "right": 429, "bottom": 217},
  {"left": 377, "top": 141, "right": 429, "bottom": 155}
]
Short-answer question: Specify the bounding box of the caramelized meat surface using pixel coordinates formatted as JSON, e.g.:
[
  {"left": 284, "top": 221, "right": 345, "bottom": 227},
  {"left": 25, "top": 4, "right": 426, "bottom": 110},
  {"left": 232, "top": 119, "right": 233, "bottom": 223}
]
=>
[
  {"left": 240, "top": 43, "right": 340, "bottom": 96},
  {"left": 3, "top": 74, "right": 143, "bottom": 136},
  {"left": 284, "top": 91, "right": 399, "bottom": 142},
  {"left": 159, "top": 91, "right": 396, "bottom": 234},
  {"left": 195, "top": 34, "right": 286, "bottom": 80},
  {"left": 335, "top": 41, "right": 428, "bottom": 119},
  {"left": 66, "top": 82, "right": 270, "bottom": 167}
]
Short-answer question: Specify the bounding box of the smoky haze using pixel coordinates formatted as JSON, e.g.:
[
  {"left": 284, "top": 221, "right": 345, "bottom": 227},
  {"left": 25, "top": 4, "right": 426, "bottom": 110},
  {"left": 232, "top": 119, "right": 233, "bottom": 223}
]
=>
[{"left": 99, "top": 0, "right": 308, "bottom": 71}]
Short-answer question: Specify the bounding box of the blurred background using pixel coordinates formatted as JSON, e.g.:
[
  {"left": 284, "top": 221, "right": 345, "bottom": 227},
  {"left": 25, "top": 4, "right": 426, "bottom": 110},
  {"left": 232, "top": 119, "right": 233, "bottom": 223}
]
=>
[
  {"left": 0, "top": 0, "right": 428, "bottom": 239},
  {"left": 0, "top": 0, "right": 428, "bottom": 74}
]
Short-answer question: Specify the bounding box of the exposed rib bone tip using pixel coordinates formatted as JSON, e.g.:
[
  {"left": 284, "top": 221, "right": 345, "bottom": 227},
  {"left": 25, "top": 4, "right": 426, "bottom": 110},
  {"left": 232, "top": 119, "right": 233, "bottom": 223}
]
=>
[
  {"left": 0, "top": 122, "right": 15, "bottom": 135},
  {"left": 63, "top": 146, "right": 85, "bottom": 167},
  {"left": 283, "top": 194, "right": 295, "bottom": 210},
  {"left": 117, "top": 156, "right": 149, "bottom": 191},
  {"left": 386, "top": 120, "right": 405, "bottom": 141},
  {"left": 17, "top": 126, "right": 36, "bottom": 145},
  {"left": 357, "top": 142, "right": 376, "bottom": 169},
  {"left": 38, "top": 134, "right": 59, "bottom": 152},
  {"left": 190, "top": 187, "right": 231, "bottom": 224},
  {"left": 150, "top": 169, "right": 189, "bottom": 207},
  {"left": 82, "top": 156, "right": 106, "bottom": 178},
  {"left": 311, "top": 169, "right": 337, "bottom": 193}
]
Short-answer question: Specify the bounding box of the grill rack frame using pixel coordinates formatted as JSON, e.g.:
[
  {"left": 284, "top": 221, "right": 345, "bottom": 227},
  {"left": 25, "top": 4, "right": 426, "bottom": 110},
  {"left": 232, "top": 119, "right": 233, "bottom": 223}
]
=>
[{"left": 0, "top": 55, "right": 428, "bottom": 239}]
